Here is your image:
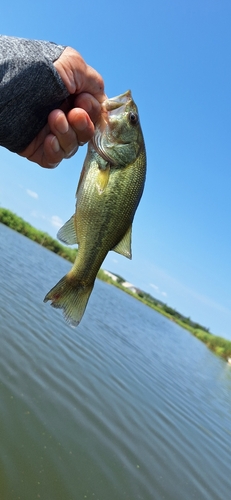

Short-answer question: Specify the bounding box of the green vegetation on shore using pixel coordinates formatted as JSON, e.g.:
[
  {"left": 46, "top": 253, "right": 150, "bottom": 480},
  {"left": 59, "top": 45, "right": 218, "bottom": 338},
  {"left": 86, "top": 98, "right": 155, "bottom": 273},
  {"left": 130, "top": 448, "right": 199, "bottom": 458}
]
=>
[
  {"left": 1, "top": 207, "right": 231, "bottom": 361},
  {"left": 0, "top": 207, "right": 77, "bottom": 263},
  {"left": 98, "top": 270, "right": 231, "bottom": 360}
]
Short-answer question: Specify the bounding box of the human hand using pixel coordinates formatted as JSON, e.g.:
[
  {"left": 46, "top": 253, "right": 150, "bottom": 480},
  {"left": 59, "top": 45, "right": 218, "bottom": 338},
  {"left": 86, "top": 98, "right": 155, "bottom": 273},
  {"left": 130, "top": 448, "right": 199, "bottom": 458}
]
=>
[{"left": 20, "top": 47, "right": 106, "bottom": 168}]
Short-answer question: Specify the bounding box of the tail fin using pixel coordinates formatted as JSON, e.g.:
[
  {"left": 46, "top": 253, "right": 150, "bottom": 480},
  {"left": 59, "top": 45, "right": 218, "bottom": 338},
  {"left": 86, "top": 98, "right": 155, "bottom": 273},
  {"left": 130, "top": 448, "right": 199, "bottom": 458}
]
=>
[{"left": 44, "top": 275, "right": 94, "bottom": 327}]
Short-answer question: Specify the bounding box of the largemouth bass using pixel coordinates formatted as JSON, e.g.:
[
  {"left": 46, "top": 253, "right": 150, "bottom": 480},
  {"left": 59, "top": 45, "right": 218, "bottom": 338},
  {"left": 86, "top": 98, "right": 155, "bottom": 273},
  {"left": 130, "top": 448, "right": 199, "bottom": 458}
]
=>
[{"left": 44, "top": 90, "right": 146, "bottom": 326}]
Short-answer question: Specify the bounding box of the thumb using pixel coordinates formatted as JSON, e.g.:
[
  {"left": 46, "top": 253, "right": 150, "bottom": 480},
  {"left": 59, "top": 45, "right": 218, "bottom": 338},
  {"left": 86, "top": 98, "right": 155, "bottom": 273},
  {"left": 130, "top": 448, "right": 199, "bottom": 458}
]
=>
[{"left": 54, "top": 47, "right": 105, "bottom": 101}]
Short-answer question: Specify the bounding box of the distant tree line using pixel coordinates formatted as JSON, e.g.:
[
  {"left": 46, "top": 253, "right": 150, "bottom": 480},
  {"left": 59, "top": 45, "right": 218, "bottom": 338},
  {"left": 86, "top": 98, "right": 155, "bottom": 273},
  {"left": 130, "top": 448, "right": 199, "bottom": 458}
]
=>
[{"left": 138, "top": 290, "right": 210, "bottom": 333}]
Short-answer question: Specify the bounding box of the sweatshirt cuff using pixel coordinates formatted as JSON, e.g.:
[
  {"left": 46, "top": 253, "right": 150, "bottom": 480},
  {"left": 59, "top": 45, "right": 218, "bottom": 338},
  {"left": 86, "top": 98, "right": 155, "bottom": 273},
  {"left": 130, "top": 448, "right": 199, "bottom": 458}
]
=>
[{"left": 0, "top": 37, "right": 70, "bottom": 152}]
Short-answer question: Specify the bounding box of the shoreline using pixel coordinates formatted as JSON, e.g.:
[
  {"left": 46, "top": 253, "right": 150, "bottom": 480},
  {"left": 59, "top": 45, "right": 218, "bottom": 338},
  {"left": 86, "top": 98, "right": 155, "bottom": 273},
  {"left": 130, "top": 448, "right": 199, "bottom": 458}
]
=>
[{"left": 1, "top": 207, "right": 231, "bottom": 361}]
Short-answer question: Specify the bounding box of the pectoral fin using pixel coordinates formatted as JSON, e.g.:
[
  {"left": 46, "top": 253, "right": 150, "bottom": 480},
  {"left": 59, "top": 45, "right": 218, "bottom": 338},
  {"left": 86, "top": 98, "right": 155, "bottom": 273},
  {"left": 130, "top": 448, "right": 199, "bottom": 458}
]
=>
[
  {"left": 57, "top": 215, "right": 78, "bottom": 245},
  {"left": 112, "top": 225, "right": 132, "bottom": 259},
  {"left": 96, "top": 164, "right": 110, "bottom": 194}
]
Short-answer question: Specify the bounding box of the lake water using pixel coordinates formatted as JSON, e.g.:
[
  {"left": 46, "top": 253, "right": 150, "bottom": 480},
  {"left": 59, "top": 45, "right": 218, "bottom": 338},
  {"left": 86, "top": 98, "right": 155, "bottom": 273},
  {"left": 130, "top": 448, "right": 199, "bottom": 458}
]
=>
[{"left": 0, "top": 223, "right": 231, "bottom": 500}]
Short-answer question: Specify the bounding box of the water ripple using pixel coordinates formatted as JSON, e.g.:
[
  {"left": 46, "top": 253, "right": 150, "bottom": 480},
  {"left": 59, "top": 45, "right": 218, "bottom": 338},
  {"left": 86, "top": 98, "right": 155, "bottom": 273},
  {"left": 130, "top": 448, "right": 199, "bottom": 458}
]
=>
[{"left": 1, "top": 224, "right": 231, "bottom": 500}]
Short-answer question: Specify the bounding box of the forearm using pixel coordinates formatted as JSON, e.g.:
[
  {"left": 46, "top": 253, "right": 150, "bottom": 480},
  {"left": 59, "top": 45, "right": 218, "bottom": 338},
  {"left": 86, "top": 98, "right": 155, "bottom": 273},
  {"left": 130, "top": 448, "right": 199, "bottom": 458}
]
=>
[{"left": 0, "top": 35, "right": 70, "bottom": 153}]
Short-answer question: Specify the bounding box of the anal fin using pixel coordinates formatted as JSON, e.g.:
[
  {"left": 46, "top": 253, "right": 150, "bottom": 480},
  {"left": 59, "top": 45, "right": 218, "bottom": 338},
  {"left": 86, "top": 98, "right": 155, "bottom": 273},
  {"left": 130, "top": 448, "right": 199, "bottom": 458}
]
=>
[{"left": 112, "top": 225, "right": 132, "bottom": 259}]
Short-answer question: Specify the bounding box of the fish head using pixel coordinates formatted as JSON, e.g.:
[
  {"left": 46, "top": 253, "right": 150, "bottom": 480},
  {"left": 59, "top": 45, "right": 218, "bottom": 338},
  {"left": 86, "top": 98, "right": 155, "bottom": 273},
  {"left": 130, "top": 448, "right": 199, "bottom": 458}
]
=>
[{"left": 92, "top": 90, "right": 145, "bottom": 167}]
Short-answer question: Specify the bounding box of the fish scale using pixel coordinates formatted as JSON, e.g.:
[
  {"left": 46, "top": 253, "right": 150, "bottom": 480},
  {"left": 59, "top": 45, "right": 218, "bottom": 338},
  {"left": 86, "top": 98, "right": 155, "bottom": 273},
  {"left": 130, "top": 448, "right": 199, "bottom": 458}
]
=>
[{"left": 44, "top": 90, "right": 146, "bottom": 327}]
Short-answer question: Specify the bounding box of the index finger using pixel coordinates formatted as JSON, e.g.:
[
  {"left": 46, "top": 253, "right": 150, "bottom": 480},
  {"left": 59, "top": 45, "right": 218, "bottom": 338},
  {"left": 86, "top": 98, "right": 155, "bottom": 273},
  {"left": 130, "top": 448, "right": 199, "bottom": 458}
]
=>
[{"left": 73, "top": 92, "right": 107, "bottom": 124}]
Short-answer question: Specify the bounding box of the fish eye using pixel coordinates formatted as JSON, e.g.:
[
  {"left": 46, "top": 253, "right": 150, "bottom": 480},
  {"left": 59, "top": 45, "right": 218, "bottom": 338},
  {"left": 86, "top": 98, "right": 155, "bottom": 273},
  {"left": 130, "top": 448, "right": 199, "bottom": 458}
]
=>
[{"left": 129, "top": 112, "right": 139, "bottom": 125}]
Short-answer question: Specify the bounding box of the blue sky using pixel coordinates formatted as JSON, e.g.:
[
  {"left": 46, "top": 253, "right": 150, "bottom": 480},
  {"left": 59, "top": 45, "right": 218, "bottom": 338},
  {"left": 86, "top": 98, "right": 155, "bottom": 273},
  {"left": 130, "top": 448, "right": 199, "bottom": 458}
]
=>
[{"left": 0, "top": 0, "right": 231, "bottom": 338}]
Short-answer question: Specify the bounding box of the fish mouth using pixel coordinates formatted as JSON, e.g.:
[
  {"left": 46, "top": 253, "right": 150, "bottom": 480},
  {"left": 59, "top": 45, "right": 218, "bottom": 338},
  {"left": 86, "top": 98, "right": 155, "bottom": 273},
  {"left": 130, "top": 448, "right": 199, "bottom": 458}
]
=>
[
  {"left": 101, "top": 90, "right": 132, "bottom": 112},
  {"left": 92, "top": 90, "right": 132, "bottom": 164}
]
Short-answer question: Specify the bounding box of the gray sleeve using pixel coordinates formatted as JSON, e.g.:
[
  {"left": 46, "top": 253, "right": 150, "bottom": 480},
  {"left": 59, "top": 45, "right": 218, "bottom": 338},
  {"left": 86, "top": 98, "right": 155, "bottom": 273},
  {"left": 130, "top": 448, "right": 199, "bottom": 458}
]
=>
[{"left": 0, "top": 35, "right": 70, "bottom": 153}]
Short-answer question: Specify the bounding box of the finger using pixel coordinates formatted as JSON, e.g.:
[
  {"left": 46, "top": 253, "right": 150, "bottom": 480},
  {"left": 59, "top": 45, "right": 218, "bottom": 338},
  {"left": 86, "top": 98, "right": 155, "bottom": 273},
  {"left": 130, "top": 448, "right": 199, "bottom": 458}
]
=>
[
  {"left": 42, "top": 134, "right": 64, "bottom": 168},
  {"left": 54, "top": 47, "right": 106, "bottom": 101},
  {"left": 49, "top": 108, "right": 95, "bottom": 152},
  {"left": 19, "top": 124, "right": 62, "bottom": 168},
  {"left": 65, "top": 106, "right": 95, "bottom": 146},
  {"left": 81, "top": 63, "right": 106, "bottom": 102},
  {"left": 73, "top": 92, "right": 103, "bottom": 124},
  {"left": 67, "top": 107, "right": 95, "bottom": 145},
  {"left": 19, "top": 136, "right": 62, "bottom": 169},
  {"left": 48, "top": 109, "right": 86, "bottom": 156},
  {"left": 19, "top": 123, "right": 50, "bottom": 160}
]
